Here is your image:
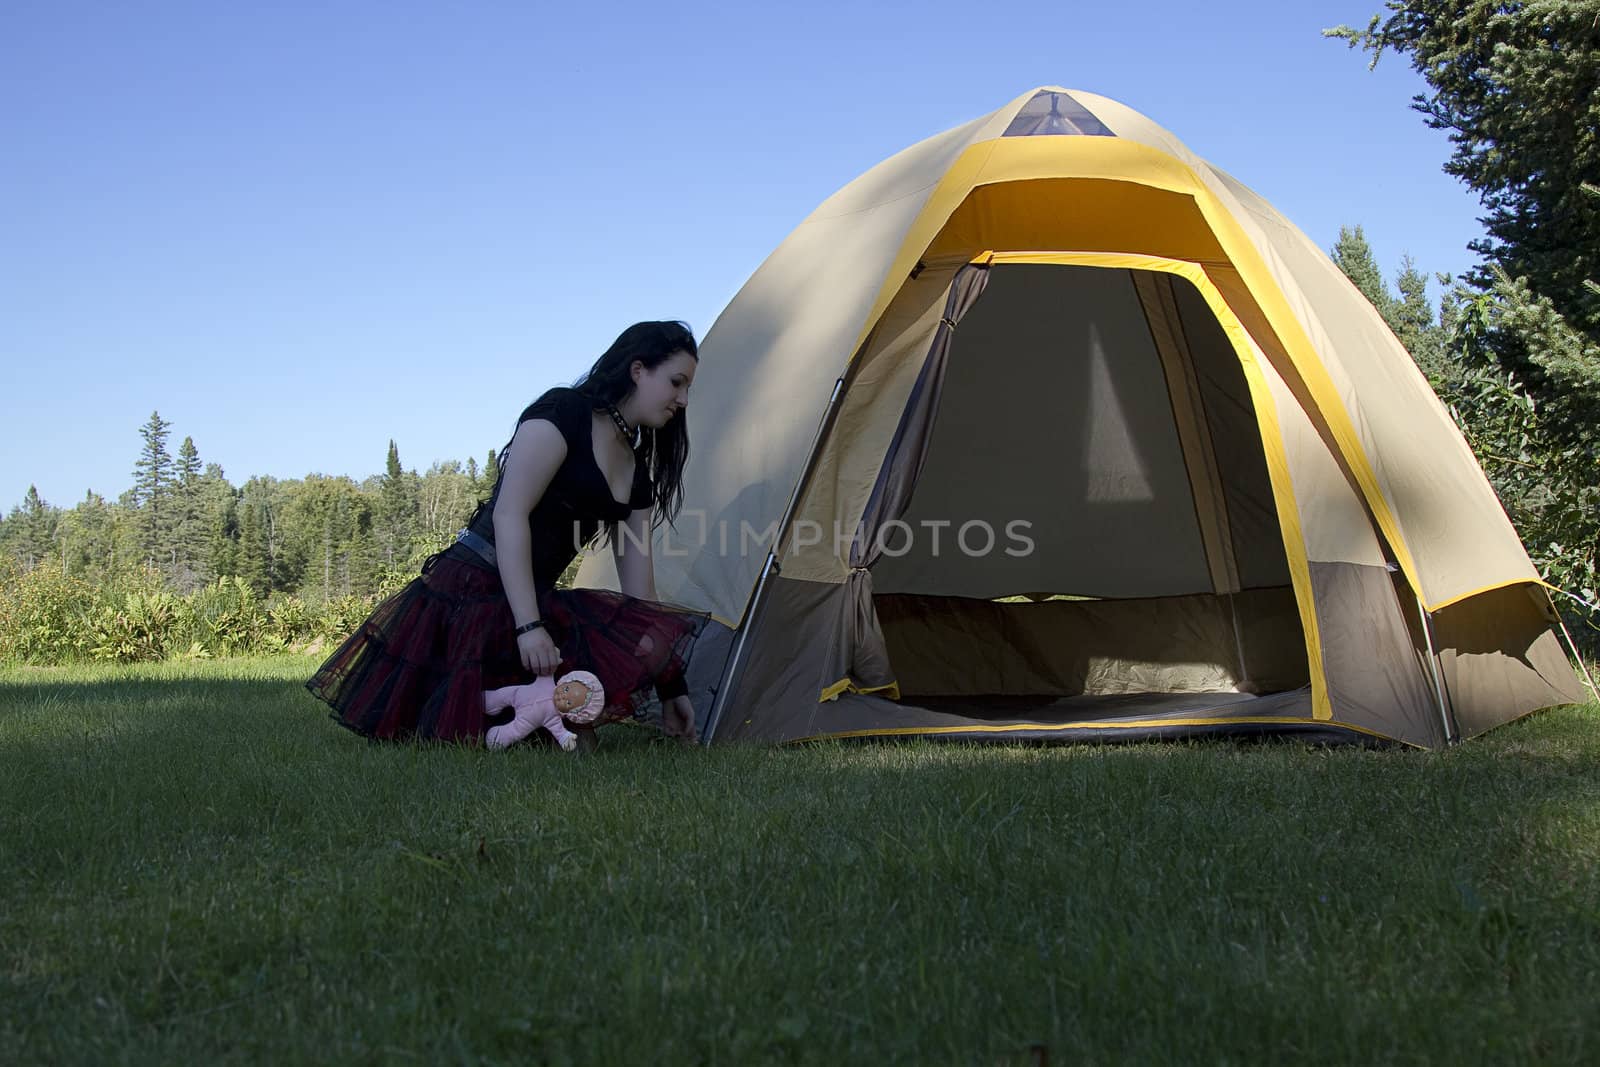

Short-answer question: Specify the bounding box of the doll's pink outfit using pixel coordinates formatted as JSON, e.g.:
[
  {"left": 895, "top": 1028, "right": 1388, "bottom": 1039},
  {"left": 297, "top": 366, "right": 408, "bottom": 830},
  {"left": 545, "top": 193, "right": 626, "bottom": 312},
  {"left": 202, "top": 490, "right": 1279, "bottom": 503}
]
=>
[{"left": 483, "top": 670, "right": 605, "bottom": 751}]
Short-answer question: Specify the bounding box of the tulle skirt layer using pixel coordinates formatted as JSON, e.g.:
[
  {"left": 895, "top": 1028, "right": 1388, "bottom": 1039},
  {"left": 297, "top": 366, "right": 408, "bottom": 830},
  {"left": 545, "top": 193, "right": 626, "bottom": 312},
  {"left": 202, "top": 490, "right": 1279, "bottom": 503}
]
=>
[{"left": 306, "top": 551, "right": 706, "bottom": 743}]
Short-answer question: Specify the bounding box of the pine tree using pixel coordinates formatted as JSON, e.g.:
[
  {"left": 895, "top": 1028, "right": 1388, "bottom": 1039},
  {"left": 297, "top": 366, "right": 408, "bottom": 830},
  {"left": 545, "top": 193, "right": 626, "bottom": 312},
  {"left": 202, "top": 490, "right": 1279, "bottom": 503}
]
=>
[
  {"left": 5, "top": 486, "right": 57, "bottom": 571},
  {"left": 131, "top": 411, "right": 175, "bottom": 566},
  {"left": 1329, "top": 2, "right": 1600, "bottom": 337},
  {"left": 236, "top": 481, "right": 275, "bottom": 596},
  {"left": 28, "top": 486, "right": 55, "bottom": 570},
  {"left": 347, "top": 495, "right": 379, "bottom": 596},
  {"left": 1331, "top": 226, "right": 1451, "bottom": 379},
  {"left": 1392, "top": 256, "right": 1446, "bottom": 381},
  {"left": 202, "top": 465, "right": 240, "bottom": 580},
  {"left": 110, "top": 489, "right": 142, "bottom": 578},
  {"left": 1471, "top": 268, "right": 1600, "bottom": 452},
  {"left": 1330, "top": 225, "right": 1397, "bottom": 321},
  {"left": 171, "top": 436, "right": 208, "bottom": 590},
  {"left": 1331, "top": 5, "right": 1600, "bottom": 470},
  {"left": 478, "top": 448, "right": 500, "bottom": 508},
  {"left": 176, "top": 436, "right": 201, "bottom": 486},
  {"left": 378, "top": 440, "right": 417, "bottom": 566},
  {"left": 1584, "top": 181, "right": 1600, "bottom": 302},
  {"left": 61, "top": 490, "right": 115, "bottom": 582},
  {"left": 236, "top": 495, "right": 267, "bottom": 595}
]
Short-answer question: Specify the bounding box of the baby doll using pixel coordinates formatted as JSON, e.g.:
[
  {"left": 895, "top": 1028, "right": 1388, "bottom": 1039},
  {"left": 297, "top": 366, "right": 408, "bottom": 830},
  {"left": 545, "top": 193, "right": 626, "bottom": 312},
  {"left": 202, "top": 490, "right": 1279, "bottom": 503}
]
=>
[{"left": 482, "top": 670, "right": 605, "bottom": 751}]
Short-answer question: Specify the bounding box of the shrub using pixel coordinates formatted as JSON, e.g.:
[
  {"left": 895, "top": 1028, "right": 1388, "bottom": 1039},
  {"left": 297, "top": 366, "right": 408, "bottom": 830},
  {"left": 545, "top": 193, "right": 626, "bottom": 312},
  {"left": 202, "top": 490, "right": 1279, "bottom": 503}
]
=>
[
  {"left": 268, "top": 595, "right": 316, "bottom": 649},
  {"left": 314, "top": 595, "right": 373, "bottom": 647},
  {"left": 0, "top": 557, "right": 97, "bottom": 664},
  {"left": 184, "top": 577, "right": 269, "bottom": 657},
  {"left": 87, "top": 590, "right": 181, "bottom": 663}
]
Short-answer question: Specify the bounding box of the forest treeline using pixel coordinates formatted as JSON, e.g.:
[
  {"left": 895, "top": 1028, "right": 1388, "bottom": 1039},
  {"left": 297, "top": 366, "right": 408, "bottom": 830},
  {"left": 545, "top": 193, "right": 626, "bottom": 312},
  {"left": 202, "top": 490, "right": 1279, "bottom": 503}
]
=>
[
  {"left": 3, "top": 420, "right": 496, "bottom": 605},
  {"left": 0, "top": 426, "right": 531, "bottom": 664}
]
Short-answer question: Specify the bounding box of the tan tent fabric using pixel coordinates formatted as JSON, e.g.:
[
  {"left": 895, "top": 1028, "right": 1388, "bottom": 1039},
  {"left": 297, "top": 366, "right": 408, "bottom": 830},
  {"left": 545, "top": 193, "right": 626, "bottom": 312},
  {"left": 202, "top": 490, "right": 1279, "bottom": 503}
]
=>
[
  {"left": 1198, "top": 167, "right": 1539, "bottom": 608},
  {"left": 1433, "top": 585, "right": 1582, "bottom": 739},
  {"left": 779, "top": 259, "right": 966, "bottom": 585},
  {"left": 850, "top": 264, "right": 993, "bottom": 572},
  {"left": 1310, "top": 561, "right": 1446, "bottom": 746},
  {"left": 572, "top": 87, "right": 1583, "bottom": 749},
  {"left": 1245, "top": 330, "right": 1386, "bottom": 570}
]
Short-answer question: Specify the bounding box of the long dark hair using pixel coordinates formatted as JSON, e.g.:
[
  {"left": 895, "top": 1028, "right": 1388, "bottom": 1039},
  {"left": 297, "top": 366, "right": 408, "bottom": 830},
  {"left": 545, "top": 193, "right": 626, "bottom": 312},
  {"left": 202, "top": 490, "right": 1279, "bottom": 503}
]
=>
[
  {"left": 570, "top": 320, "right": 697, "bottom": 528},
  {"left": 476, "top": 321, "right": 698, "bottom": 534}
]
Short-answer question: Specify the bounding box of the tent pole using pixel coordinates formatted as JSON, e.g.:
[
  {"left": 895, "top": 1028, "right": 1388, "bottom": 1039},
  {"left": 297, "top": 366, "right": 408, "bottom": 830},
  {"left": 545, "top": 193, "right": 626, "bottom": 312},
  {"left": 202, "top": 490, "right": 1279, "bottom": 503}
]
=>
[
  {"left": 703, "top": 376, "right": 849, "bottom": 744},
  {"left": 1413, "top": 593, "right": 1456, "bottom": 745},
  {"left": 703, "top": 551, "right": 777, "bottom": 744}
]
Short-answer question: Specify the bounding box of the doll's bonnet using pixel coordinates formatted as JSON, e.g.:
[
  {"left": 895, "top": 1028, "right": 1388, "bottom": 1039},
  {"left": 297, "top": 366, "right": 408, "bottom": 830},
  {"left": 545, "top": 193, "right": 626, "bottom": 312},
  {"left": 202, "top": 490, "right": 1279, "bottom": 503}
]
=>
[{"left": 556, "top": 670, "right": 605, "bottom": 723}]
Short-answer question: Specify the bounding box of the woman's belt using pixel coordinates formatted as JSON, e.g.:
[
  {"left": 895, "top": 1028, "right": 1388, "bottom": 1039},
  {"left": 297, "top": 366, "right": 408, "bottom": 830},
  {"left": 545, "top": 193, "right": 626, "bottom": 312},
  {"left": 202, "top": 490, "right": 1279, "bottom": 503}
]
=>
[{"left": 456, "top": 528, "right": 497, "bottom": 567}]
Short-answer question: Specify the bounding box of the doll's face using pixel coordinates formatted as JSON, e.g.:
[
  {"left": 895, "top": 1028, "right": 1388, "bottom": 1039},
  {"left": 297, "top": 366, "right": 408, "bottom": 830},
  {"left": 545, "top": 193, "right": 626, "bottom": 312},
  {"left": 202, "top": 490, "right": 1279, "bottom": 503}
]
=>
[{"left": 553, "top": 680, "right": 591, "bottom": 714}]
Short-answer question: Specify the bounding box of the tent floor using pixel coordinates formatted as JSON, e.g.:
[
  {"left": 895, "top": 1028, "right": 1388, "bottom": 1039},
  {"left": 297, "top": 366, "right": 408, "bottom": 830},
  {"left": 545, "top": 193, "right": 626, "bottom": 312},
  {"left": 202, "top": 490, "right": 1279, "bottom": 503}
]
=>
[
  {"left": 806, "top": 686, "right": 1376, "bottom": 745},
  {"left": 903, "top": 688, "right": 1308, "bottom": 722}
]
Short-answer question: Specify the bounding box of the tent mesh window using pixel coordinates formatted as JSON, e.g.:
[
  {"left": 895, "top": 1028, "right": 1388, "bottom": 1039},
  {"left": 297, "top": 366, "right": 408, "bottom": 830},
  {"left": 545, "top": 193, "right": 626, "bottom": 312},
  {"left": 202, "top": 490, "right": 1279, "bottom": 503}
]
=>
[{"left": 1001, "top": 90, "right": 1115, "bottom": 137}]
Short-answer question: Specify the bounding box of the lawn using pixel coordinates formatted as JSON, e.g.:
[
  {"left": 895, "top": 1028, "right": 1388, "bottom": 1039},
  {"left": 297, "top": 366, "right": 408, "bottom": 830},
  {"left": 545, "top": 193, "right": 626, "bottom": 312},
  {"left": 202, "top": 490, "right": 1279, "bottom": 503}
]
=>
[{"left": 2, "top": 657, "right": 1597, "bottom": 1064}]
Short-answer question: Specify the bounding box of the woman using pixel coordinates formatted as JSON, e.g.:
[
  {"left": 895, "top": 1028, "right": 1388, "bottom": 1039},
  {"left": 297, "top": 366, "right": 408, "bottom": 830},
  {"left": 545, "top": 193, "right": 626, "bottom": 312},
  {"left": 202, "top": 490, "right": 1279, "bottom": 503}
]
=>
[{"left": 307, "top": 321, "right": 706, "bottom": 746}]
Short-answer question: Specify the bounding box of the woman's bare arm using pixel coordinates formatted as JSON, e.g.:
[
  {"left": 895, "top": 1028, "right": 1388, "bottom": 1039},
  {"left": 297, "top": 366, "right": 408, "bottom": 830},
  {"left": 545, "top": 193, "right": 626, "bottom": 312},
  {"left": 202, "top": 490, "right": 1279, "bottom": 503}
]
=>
[{"left": 492, "top": 419, "right": 567, "bottom": 629}]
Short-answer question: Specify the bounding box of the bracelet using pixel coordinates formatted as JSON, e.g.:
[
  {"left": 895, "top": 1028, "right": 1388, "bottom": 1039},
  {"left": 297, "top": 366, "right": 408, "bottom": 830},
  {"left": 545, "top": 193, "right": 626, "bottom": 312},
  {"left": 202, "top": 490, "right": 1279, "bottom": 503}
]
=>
[{"left": 513, "top": 619, "right": 546, "bottom": 636}]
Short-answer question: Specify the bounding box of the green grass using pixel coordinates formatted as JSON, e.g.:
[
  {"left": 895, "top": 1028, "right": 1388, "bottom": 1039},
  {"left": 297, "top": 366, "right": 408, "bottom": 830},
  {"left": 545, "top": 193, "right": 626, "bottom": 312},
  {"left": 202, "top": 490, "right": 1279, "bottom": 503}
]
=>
[{"left": 2, "top": 658, "right": 1597, "bottom": 1064}]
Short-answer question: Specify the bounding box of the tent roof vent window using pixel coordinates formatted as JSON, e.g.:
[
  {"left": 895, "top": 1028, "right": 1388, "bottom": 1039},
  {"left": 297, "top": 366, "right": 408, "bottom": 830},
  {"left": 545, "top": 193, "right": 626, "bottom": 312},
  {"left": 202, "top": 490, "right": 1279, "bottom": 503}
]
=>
[{"left": 1002, "top": 90, "right": 1115, "bottom": 137}]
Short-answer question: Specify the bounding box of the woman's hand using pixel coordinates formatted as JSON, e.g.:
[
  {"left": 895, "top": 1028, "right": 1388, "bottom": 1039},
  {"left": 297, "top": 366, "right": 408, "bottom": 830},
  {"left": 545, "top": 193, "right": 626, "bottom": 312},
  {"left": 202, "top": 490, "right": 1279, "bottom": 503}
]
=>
[
  {"left": 517, "top": 627, "right": 561, "bottom": 675},
  {"left": 662, "top": 694, "right": 698, "bottom": 743}
]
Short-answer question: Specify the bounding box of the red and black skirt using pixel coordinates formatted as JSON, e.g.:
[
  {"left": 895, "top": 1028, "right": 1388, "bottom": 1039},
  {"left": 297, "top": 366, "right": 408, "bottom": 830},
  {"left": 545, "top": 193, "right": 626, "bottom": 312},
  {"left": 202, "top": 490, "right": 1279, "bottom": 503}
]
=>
[{"left": 306, "top": 549, "right": 707, "bottom": 743}]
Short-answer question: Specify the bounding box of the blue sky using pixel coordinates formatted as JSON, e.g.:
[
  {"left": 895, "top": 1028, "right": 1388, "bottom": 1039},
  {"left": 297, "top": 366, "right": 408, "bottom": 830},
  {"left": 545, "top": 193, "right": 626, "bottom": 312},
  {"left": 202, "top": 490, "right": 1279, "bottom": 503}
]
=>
[{"left": 2, "top": 1, "right": 1484, "bottom": 510}]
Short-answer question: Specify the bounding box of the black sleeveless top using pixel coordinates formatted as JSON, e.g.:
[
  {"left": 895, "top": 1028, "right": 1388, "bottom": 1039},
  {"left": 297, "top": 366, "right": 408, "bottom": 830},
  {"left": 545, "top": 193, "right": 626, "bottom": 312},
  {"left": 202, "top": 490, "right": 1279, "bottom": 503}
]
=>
[{"left": 462, "top": 388, "right": 651, "bottom": 592}]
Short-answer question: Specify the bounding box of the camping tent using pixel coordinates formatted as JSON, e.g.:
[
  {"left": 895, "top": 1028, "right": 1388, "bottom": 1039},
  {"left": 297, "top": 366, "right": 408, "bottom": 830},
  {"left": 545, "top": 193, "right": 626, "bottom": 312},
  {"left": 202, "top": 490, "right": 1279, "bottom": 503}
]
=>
[{"left": 578, "top": 87, "right": 1583, "bottom": 748}]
